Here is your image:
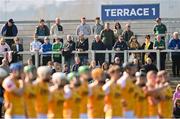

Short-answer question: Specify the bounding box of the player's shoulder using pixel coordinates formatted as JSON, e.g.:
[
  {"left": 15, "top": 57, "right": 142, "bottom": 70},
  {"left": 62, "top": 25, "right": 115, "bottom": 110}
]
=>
[
  {"left": 2, "top": 76, "right": 16, "bottom": 92},
  {"left": 49, "top": 85, "right": 57, "bottom": 93}
]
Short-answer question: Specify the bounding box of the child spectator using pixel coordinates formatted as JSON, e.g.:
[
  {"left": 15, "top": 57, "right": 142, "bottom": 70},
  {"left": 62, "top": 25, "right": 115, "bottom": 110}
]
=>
[{"left": 173, "top": 84, "right": 180, "bottom": 104}]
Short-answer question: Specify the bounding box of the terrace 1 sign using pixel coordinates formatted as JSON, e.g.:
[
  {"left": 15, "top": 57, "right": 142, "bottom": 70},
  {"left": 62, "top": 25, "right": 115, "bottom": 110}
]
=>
[{"left": 101, "top": 4, "right": 160, "bottom": 21}]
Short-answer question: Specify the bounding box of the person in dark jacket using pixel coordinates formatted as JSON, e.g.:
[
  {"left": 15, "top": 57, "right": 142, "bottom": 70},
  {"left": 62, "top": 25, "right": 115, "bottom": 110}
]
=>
[
  {"left": 141, "top": 35, "right": 156, "bottom": 64},
  {"left": 76, "top": 34, "right": 89, "bottom": 65},
  {"left": 91, "top": 35, "right": 105, "bottom": 66},
  {"left": 11, "top": 37, "right": 23, "bottom": 63},
  {"left": 122, "top": 23, "right": 134, "bottom": 44},
  {"left": 113, "top": 35, "right": 128, "bottom": 62},
  {"left": 1, "top": 19, "right": 18, "bottom": 47},
  {"left": 168, "top": 32, "right": 180, "bottom": 77},
  {"left": 154, "top": 35, "right": 166, "bottom": 70},
  {"left": 63, "top": 35, "right": 76, "bottom": 67},
  {"left": 35, "top": 19, "right": 50, "bottom": 44},
  {"left": 142, "top": 57, "right": 158, "bottom": 73},
  {"left": 40, "top": 37, "right": 52, "bottom": 65},
  {"left": 72, "top": 56, "right": 81, "bottom": 72},
  {"left": 114, "top": 57, "right": 122, "bottom": 68},
  {"left": 173, "top": 99, "right": 180, "bottom": 118},
  {"left": 100, "top": 22, "right": 115, "bottom": 64}
]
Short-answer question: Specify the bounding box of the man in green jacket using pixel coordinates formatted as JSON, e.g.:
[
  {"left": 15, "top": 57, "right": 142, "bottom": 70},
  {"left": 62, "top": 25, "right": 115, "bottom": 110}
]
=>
[
  {"left": 100, "top": 23, "right": 115, "bottom": 63},
  {"left": 52, "top": 37, "right": 63, "bottom": 63}
]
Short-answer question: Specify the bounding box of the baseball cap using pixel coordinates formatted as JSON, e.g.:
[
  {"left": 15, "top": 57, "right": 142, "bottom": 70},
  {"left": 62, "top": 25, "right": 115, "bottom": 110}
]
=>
[{"left": 8, "top": 19, "right": 14, "bottom": 24}]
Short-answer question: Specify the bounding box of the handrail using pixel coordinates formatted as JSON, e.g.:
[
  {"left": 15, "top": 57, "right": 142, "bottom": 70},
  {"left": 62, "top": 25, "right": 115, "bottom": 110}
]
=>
[
  {"left": 0, "top": 33, "right": 168, "bottom": 39},
  {"left": 0, "top": 49, "right": 177, "bottom": 68},
  {"left": 4, "top": 49, "right": 178, "bottom": 69}
]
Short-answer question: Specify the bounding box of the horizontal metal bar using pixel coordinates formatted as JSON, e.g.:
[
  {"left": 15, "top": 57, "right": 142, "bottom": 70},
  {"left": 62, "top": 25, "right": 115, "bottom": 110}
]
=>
[
  {"left": 33, "top": 49, "right": 180, "bottom": 55},
  {"left": 0, "top": 49, "right": 178, "bottom": 56},
  {"left": 0, "top": 33, "right": 167, "bottom": 39}
]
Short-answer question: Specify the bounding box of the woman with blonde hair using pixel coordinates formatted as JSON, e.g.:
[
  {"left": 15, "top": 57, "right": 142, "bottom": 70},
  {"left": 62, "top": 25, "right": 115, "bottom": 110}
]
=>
[
  {"left": 128, "top": 36, "right": 141, "bottom": 60},
  {"left": 89, "top": 60, "right": 97, "bottom": 70}
]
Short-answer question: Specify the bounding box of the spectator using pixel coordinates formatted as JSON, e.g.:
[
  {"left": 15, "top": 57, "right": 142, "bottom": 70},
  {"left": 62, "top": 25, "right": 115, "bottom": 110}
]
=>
[
  {"left": 173, "top": 99, "right": 180, "bottom": 118},
  {"left": 100, "top": 22, "right": 115, "bottom": 63},
  {"left": 122, "top": 23, "right": 134, "bottom": 43},
  {"left": 11, "top": 37, "right": 23, "bottom": 63},
  {"left": 76, "top": 33, "right": 89, "bottom": 64},
  {"left": 1, "top": 19, "right": 18, "bottom": 47},
  {"left": 101, "top": 62, "right": 110, "bottom": 79},
  {"left": 154, "top": 35, "right": 166, "bottom": 70},
  {"left": 27, "top": 58, "right": 33, "bottom": 66},
  {"left": 132, "top": 58, "right": 141, "bottom": 71},
  {"left": 63, "top": 35, "right": 75, "bottom": 67},
  {"left": 141, "top": 35, "right": 155, "bottom": 64},
  {"left": 113, "top": 35, "right": 128, "bottom": 62},
  {"left": 35, "top": 19, "right": 50, "bottom": 43},
  {"left": 91, "top": 35, "right": 105, "bottom": 65},
  {"left": 40, "top": 37, "right": 52, "bottom": 65},
  {"left": 128, "top": 36, "right": 140, "bottom": 50},
  {"left": 52, "top": 62, "right": 62, "bottom": 73},
  {"left": 168, "top": 32, "right": 180, "bottom": 77},
  {"left": 143, "top": 58, "right": 158, "bottom": 73},
  {"left": 30, "top": 34, "right": 42, "bottom": 51},
  {"left": 113, "top": 22, "right": 123, "bottom": 40},
  {"left": 30, "top": 34, "right": 42, "bottom": 65},
  {"left": 52, "top": 37, "right": 63, "bottom": 64},
  {"left": 0, "top": 58, "right": 10, "bottom": 74},
  {"left": 89, "top": 60, "right": 97, "bottom": 70},
  {"left": 129, "top": 36, "right": 141, "bottom": 60},
  {"left": 153, "top": 18, "right": 167, "bottom": 40},
  {"left": 72, "top": 56, "right": 81, "bottom": 72},
  {"left": 47, "top": 61, "right": 54, "bottom": 74},
  {"left": 50, "top": 18, "right": 64, "bottom": 43},
  {"left": 76, "top": 17, "right": 91, "bottom": 35},
  {"left": 0, "top": 37, "right": 11, "bottom": 52},
  {"left": 92, "top": 17, "right": 104, "bottom": 35},
  {"left": 173, "top": 85, "right": 180, "bottom": 118},
  {"left": 114, "top": 57, "right": 122, "bottom": 67},
  {"left": 0, "top": 37, "right": 11, "bottom": 64},
  {"left": 102, "top": 62, "right": 109, "bottom": 72},
  {"left": 63, "top": 64, "right": 70, "bottom": 74},
  {"left": 173, "top": 84, "right": 180, "bottom": 104}
]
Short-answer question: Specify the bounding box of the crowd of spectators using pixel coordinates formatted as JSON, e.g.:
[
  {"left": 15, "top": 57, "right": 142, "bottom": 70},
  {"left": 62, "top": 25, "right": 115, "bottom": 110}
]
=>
[{"left": 0, "top": 17, "right": 180, "bottom": 77}]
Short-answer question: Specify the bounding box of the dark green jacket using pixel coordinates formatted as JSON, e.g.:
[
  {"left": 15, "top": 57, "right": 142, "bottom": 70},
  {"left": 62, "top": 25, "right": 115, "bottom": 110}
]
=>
[{"left": 100, "top": 29, "right": 115, "bottom": 46}]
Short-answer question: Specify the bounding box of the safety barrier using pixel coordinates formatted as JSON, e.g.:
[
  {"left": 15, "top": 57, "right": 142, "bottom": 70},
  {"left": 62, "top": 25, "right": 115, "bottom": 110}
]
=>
[{"left": 6, "top": 49, "right": 178, "bottom": 70}]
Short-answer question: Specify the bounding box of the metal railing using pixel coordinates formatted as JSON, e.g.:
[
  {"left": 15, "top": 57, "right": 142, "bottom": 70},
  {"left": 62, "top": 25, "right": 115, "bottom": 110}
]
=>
[
  {"left": 0, "top": 33, "right": 171, "bottom": 51},
  {"left": 6, "top": 49, "right": 178, "bottom": 70}
]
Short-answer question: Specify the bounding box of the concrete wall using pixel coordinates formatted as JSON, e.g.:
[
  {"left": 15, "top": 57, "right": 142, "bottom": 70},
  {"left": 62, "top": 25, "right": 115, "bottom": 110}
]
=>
[{"left": 0, "top": 0, "right": 180, "bottom": 21}]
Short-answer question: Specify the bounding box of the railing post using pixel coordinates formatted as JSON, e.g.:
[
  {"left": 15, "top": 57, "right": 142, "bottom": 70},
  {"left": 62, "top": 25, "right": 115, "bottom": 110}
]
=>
[
  {"left": 47, "top": 21, "right": 51, "bottom": 30},
  {"left": 111, "top": 50, "right": 114, "bottom": 63},
  {"left": 156, "top": 50, "right": 161, "bottom": 70},
  {"left": 62, "top": 53, "right": 65, "bottom": 65},
  {"left": 124, "top": 50, "right": 128, "bottom": 63},
  {"left": 91, "top": 50, "right": 95, "bottom": 61},
  {"left": 35, "top": 51, "right": 39, "bottom": 67}
]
